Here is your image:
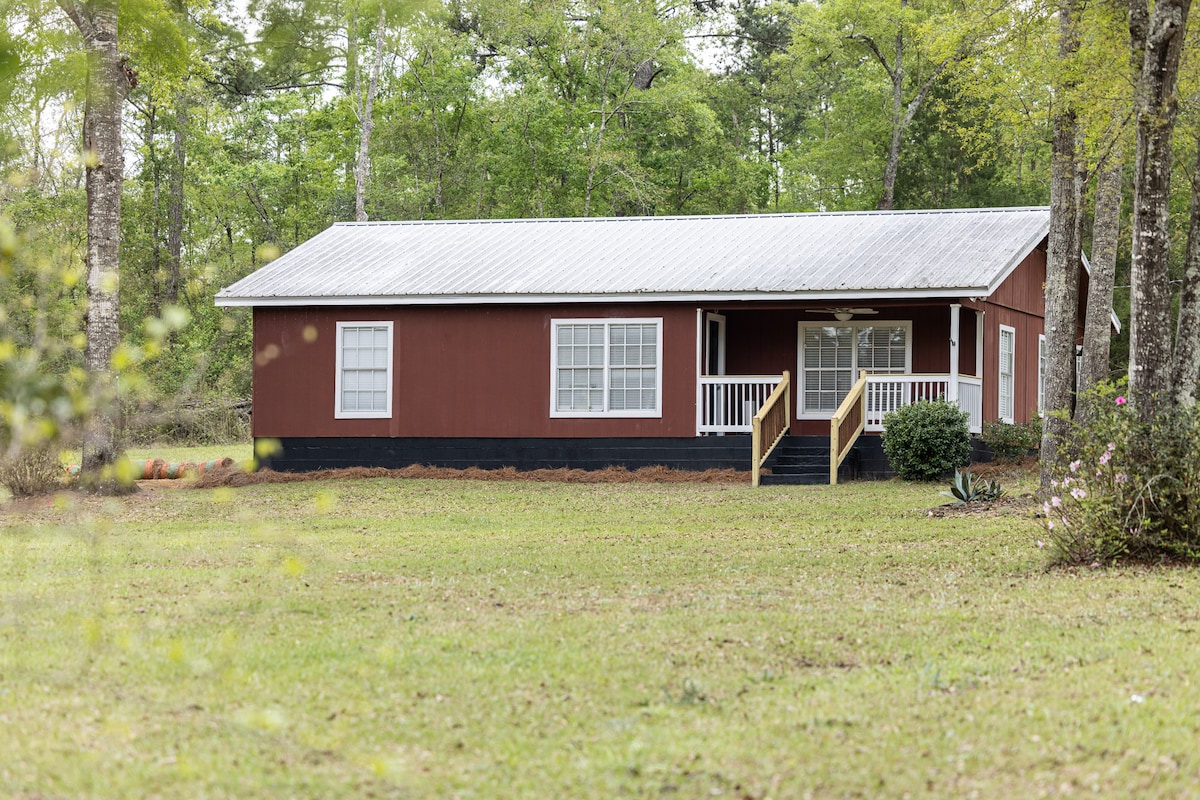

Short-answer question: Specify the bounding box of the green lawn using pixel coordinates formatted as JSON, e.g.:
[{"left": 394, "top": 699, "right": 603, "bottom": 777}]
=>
[{"left": 2, "top": 474, "right": 1198, "bottom": 798}]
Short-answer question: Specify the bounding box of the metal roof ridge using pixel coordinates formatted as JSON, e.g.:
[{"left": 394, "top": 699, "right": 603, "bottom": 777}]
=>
[{"left": 330, "top": 206, "right": 1051, "bottom": 227}]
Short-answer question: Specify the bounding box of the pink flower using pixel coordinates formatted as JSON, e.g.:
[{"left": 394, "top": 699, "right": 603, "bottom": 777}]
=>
[
  {"left": 1115, "top": 473, "right": 1128, "bottom": 484},
  {"left": 1116, "top": 396, "right": 1127, "bottom": 406},
  {"left": 1051, "top": 496, "right": 1063, "bottom": 508},
  {"left": 1069, "top": 460, "right": 1081, "bottom": 473},
  {"left": 1037, "top": 540, "right": 1045, "bottom": 548},
  {"left": 1071, "top": 487, "right": 1087, "bottom": 500}
]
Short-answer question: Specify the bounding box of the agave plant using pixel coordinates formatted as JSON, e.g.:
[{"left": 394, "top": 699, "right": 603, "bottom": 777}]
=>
[{"left": 941, "top": 469, "right": 1004, "bottom": 505}]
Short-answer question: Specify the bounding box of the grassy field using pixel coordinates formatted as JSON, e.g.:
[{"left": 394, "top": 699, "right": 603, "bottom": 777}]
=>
[
  {"left": 61, "top": 442, "right": 255, "bottom": 469},
  {"left": 2, "top": 468, "right": 1199, "bottom": 798}
]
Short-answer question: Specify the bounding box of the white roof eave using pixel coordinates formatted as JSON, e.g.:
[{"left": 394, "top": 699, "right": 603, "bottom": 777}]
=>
[{"left": 214, "top": 287, "right": 992, "bottom": 308}]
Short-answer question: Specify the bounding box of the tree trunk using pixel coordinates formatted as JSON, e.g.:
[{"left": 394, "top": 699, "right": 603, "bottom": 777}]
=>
[
  {"left": 1078, "top": 153, "right": 1123, "bottom": 405},
  {"left": 1171, "top": 140, "right": 1200, "bottom": 406},
  {"left": 57, "top": 0, "right": 135, "bottom": 489},
  {"left": 878, "top": 20, "right": 904, "bottom": 211},
  {"left": 354, "top": 7, "right": 385, "bottom": 222},
  {"left": 166, "top": 101, "right": 186, "bottom": 305},
  {"left": 1039, "top": 0, "right": 1082, "bottom": 488},
  {"left": 1127, "top": 0, "right": 1191, "bottom": 419}
]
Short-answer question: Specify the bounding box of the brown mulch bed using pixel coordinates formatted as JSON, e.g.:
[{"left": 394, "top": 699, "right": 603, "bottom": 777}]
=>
[
  {"left": 191, "top": 463, "right": 752, "bottom": 488},
  {"left": 925, "top": 492, "right": 1038, "bottom": 518}
]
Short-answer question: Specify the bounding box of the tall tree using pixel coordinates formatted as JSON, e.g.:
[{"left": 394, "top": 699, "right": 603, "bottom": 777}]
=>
[
  {"left": 1126, "top": 0, "right": 1191, "bottom": 418},
  {"left": 354, "top": 6, "right": 386, "bottom": 221},
  {"left": 55, "top": 0, "right": 136, "bottom": 485},
  {"left": 1171, "top": 140, "right": 1200, "bottom": 406},
  {"left": 1039, "top": 0, "right": 1083, "bottom": 483}
]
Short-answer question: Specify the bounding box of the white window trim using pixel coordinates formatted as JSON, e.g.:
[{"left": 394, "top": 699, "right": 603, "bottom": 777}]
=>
[
  {"left": 999, "top": 324, "right": 1016, "bottom": 424},
  {"left": 334, "top": 321, "right": 394, "bottom": 420},
  {"left": 1037, "top": 333, "right": 1045, "bottom": 416},
  {"left": 550, "top": 317, "right": 663, "bottom": 419},
  {"left": 796, "top": 320, "right": 913, "bottom": 419}
]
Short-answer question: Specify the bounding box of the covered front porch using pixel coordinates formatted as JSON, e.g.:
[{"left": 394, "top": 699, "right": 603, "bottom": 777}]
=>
[{"left": 692, "top": 302, "right": 987, "bottom": 484}]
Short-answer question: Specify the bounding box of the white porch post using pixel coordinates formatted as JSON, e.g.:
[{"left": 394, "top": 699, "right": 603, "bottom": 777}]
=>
[
  {"left": 695, "top": 308, "right": 703, "bottom": 436},
  {"left": 948, "top": 303, "right": 961, "bottom": 403},
  {"left": 975, "top": 310, "right": 985, "bottom": 378}
]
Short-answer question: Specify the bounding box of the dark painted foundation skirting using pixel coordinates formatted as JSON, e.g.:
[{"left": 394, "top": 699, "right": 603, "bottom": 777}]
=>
[
  {"left": 258, "top": 436, "right": 762, "bottom": 473},
  {"left": 255, "top": 434, "right": 994, "bottom": 479}
]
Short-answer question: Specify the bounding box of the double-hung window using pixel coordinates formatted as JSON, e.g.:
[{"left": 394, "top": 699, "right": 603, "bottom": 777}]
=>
[
  {"left": 335, "top": 321, "right": 393, "bottom": 419},
  {"left": 999, "top": 325, "right": 1015, "bottom": 423},
  {"left": 798, "top": 322, "right": 910, "bottom": 415},
  {"left": 551, "top": 318, "right": 662, "bottom": 417},
  {"left": 1037, "top": 334, "right": 1045, "bottom": 416}
]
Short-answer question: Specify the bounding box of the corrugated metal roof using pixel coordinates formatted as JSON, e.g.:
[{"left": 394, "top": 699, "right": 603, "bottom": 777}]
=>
[{"left": 215, "top": 207, "right": 1050, "bottom": 307}]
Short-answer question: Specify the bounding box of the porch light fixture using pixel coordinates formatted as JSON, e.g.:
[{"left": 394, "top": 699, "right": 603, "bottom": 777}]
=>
[{"left": 834, "top": 310, "right": 854, "bottom": 321}]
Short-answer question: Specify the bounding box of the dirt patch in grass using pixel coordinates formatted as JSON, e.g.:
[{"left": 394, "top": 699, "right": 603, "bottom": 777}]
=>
[
  {"left": 192, "top": 463, "right": 751, "bottom": 488},
  {"left": 926, "top": 492, "right": 1038, "bottom": 518}
]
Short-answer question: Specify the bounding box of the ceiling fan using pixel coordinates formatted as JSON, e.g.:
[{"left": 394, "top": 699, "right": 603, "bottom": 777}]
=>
[{"left": 805, "top": 307, "right": 879, "bottom": 322}]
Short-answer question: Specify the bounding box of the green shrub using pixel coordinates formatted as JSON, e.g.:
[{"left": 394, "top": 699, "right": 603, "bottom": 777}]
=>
[
  {"left": 981, "top": 417, "right": 1042, "bottom": 462},
  {"left": 1042, "top": 382, "right": 1200, "bottom": 565},
  {"left": 881, "top": 399, "right": 971, "bottom": 481},
  {"left": 0, "top": 444, "right": 63, "bottom": 497}
]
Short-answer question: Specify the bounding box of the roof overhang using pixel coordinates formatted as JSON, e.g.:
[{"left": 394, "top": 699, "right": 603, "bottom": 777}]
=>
[{"left": 215, "top": 287, "right": 995, "bottom": 308}]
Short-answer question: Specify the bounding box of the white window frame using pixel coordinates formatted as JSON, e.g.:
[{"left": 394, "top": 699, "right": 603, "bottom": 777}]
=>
[
  {"left": 999, "top": 324, "right": 1016, "bottom": 424},
  {"left": 796, "top": 320, "right": 913, "bottom": 418},
  {"left": 334, "top": 321, "right": 393, "bottom": 420},
  {"left": 550, "top": 317, "right": 663, "bottom": 418},
  {"left": 1037, "top": 333, "right": 1045, "bottom": 416}
]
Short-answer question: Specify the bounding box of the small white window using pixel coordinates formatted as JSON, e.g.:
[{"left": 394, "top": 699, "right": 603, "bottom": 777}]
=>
[
  {"left": 551, "top": 318, "right": 662, "bottom": 417},
  {"left": 999, "top": 325, "right": 1015, "bottom": 424},
  {"left": 1037, "top": 334, "right": 1046, "bottom": 415},
  {"left": 335, "top": 321, "right": 393, "bottom": 419}
]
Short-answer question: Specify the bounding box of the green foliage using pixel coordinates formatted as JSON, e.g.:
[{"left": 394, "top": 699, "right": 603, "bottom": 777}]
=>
[
  {"left": 981, "top": 417, "right": 1042, "bottom": 462},
  {"left": 1042, "top": 383, "right": 1200, "bottom": 566},
  {"left": 881, "top": 399, "right": 971, "bottom": 481},
  {"left": 941, "top": 469, "right": 1004, "bottom": 505}
]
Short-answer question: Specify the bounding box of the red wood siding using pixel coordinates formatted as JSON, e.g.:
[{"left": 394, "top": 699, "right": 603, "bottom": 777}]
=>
[
  {"left": 981, "top": 304, "right": 1043, "bottom": 424},
  {"left": 988, "top": 248, "right": 1046, "bottom": 317},
  {"left": 253, "top": 304, "right": 698, "bottom": 438},
  {"left": 980, "top": 247, "right": 1046, "bottom": 424}
]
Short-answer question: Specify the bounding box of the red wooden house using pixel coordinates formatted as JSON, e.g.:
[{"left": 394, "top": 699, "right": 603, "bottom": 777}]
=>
[{"left": 216, "top": 207, "right": 1053, "bottom": 483}]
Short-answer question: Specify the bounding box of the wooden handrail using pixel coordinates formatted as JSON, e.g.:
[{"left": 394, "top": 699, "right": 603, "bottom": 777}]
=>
[
  {"left": 751, "top": 370, "right": 790, "bottom": 487},
  {"left": 829, "top": 370, "right": 868, "bottom": 485}
]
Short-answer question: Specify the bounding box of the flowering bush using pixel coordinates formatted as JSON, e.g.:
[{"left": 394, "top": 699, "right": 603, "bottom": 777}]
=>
[{"left": 1042, "top": 382, "right": 1200, "bottom": 565}]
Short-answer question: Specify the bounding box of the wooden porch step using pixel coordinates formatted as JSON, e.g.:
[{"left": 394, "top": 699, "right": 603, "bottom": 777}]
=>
[{"left": 761, "top": 435, "right": 860, "bottom": 485}]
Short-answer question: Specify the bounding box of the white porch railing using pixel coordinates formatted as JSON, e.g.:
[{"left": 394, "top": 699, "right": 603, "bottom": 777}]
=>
[
  {"left": 865, "top": 374, "right": 982, "bottom": 434},
  {"left": 698, "top": 375, "right": 783, "bottom": 433},
  {"left": 698, "top": 373, "right": 983, "bottom": 435}
]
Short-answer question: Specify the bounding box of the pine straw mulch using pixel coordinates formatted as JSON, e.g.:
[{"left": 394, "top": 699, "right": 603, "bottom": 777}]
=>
[
  {"left": 925, "top": 492, "right": 1038, "bottom": 518},
  {"left": 924, "top": 455, "right": 1041, "bottom": 518},
  {"left": 190, "top": 463, "right": 752, "bottom": 489}
]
